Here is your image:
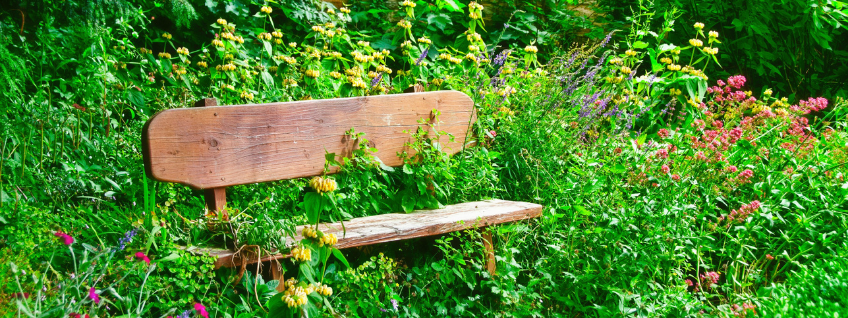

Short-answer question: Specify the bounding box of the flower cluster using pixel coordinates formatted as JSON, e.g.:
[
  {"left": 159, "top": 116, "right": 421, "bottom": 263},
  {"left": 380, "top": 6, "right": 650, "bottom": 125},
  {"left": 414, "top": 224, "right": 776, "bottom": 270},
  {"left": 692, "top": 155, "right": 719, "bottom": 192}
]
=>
[
  {"left": 291, "top": 245, "right": 311, "bottom": 262},
  {"left": 718, "top": 201, "right": 761, "bottom": 226},
  {"left": 310, "top": 176, "right": 338, "bottom": 193}
]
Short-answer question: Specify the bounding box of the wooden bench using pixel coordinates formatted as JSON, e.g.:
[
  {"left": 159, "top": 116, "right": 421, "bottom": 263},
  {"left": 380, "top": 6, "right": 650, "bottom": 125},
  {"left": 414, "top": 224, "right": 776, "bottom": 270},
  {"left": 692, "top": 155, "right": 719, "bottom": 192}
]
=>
[{"left": 142, "top": 91, "right": 542, "bottom": 275}]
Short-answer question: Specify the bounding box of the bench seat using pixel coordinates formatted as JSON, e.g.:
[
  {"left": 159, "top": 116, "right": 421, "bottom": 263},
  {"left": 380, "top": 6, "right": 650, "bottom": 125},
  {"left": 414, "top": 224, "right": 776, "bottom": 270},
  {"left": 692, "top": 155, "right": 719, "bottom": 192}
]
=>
[{"left": 191, "top": 199, "right": 543, "bottom": 269}]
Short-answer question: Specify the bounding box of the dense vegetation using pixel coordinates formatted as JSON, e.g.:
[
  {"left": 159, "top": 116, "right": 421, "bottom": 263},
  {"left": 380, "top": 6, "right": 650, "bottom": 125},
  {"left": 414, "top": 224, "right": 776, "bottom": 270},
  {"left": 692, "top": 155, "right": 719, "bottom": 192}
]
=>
[{"left": 2, "top": 0, "right": 847, "bottom": 317}]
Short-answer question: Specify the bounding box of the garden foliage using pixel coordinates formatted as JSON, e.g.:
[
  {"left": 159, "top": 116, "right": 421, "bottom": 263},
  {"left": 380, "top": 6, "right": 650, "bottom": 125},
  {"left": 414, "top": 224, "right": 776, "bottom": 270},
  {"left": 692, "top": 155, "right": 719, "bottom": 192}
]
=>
[{"left": 1, "top": 0, "right": 847, "bottom": 317}]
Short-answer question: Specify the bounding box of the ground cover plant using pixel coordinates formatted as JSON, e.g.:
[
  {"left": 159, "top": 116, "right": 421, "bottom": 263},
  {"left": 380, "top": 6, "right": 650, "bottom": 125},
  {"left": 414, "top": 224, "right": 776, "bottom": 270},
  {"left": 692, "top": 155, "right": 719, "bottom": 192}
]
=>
[{"left": 1, "top": 0, "right": 847, "bottom": 317}]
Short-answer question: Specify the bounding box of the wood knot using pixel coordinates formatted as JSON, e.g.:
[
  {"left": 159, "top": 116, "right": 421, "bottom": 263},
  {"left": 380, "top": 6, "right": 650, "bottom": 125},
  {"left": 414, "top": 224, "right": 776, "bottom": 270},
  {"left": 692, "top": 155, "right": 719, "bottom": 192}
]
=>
[{"left": 209, "top": 139, "right": 219, "bottom": 147}]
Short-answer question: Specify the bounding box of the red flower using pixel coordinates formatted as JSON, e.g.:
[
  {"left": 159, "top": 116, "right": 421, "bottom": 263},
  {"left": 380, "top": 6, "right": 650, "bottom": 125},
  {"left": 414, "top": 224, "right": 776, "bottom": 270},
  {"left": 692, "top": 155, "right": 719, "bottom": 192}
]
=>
[
  {"left": 135, "top": 252, "right": 151, "bottom": 265},
  {"left": 671, "top": 174, "right": 680, "bottom": 181},
  {"left": 657, "top": 129, "right": 670, "bottom": 138},
  {"left": 89, "top": 287, "right": 100, "bottom": 304},
  {"left": 660, "top": 165, "right": 670, "bottom": 174},
  {"left": 766, "top": 254, "right": 774, "bottom": 260},
  {"left": 54, "top": 232, "right": 74, "bottom": 245},
  {"left": 194, "top": 303, "right": 210, "bottom": 318}
]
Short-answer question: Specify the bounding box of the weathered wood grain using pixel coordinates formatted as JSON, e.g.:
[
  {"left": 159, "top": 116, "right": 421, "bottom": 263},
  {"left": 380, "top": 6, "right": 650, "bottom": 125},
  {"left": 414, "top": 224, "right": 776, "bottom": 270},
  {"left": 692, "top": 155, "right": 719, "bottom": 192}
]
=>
[
  {"left": 142, "top": 91, "right": 475, "bottom": 189},
  {"left": 189, "top": 199, "right": 543, "bottom": 269}
]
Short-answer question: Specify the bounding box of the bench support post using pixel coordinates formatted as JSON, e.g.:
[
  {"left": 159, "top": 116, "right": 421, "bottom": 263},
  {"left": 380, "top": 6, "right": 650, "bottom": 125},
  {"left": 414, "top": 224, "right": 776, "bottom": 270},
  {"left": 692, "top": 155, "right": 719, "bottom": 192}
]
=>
[
  {"left": 482, "top": 230, "right": 496, "bottom": 276},
  {"left": 194, "top": 98, "right": 228, "bottom": 214},
  {"left": 204, "top": 188, "right": 227, "bottom": 213}
]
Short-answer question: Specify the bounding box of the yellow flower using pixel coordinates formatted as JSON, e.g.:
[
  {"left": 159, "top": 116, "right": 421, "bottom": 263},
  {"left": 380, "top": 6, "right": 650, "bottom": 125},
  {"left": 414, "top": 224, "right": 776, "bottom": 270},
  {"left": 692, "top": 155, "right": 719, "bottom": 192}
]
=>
[
  {"left": 524, "top": 45, "right": 538, "bottom": 53},
  {"left": 217, "top": 18, "right": 227, "bottom": 25},
  {"left": 417, "top": 37, "right": 432, "bottom": 45},
  {"left": 327, "top": 8, "right": 335, "bottom": 14},
  {"left": 162, "top": 32, "right": 172, "bottom": 40},
  {"left": 272, "top": 30, "right": 283, "bottom": 38},
  {"left": 330, "top": 71, "right": 342, "bottom": 79},
  {"left": 397, "top": 20, "right": 412, "bottom": 29},
  {"left": 291, "top": 245, "right": 312, "bottom": 262},
  {"left": 764, "top": 89, "right": 773, "bottom": 96},
  {"left": 625, "top": 49, "right": 638, "bottom": 57},
  {"left": 620, "top": 66, "right": 632, "bottom": 74},
  {"left": 465, "top": 53, "right": 478, "bottom": 62},
  {"left": 609, "top": 57, "right": 623, "bottom": 65},
  {"left": 689, "top": 39, "right": 703, "bottom": 47},
  {"left": 176, "top": 47, "right": 189, "bottom": 55},
  {"left": 660, "top": 57, "right": 672, "bottom": 64},
  {"left": 310, "top": 176, "right": 337, "bottom": 193},
  {"left": 319, "top": 233, "right": 338, "bottom": 247},
  {"left": 212, "top": 39, "right": 224, "bottom": 47},
  {"left": 357, "top": 40, "right": 371, "bottom": 47},
  {"left": 340, "top": 7, "right": 351, "bottom": 14},
  {"left": 260, "top": 6, "right": 272, "bottom": 14},
  {"left": 288, "top": 42, "right": 297, "bottom": 48},
  {"left": 667, "top": 64, "right": 681, "bottom": 71},
  {"left": 158, "top": 52, "right": 171, "bottom": 59},
  {"left": 302, "top": 226, "right": 318, "bottom": 239},
  {"left": 196, "top": 61, "right": 208, "bottom": 68},
  {"left": 376, "top": 65, "right": 392, "bottom": 73},
  {"left": 401, "top": 0, "right": 416, "bottom": 7},
  {"left": 703, "top": 47, "right": 718, "bottom": 55},
  {"left": 709, "top": 31, "right": 718, "bottom": 38},
  {"left": 305, "top": 69, "right": 320, "bottom": 78},
  {"left": 258, "top": 32, "right": 272, "bottom": 41},
  {"left": 694, "top": 22, "right": 704, "bottom": 30}
]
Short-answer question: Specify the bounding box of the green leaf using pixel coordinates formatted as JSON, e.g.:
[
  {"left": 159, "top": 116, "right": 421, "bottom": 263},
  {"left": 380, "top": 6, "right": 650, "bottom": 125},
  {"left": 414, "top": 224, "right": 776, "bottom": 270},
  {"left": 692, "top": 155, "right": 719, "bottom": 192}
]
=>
[
  {"left": 633, "top": 41, "right": 649, "bottom": 49},
  {"left": 427, "top": 13, "right": 452, "bottom": 32},
  {"left": 303, "top": 192, "right": 322, "bottom": 224},
  {"left": 331, "top": 248, "right": 350, "bottom": 268},
  {"left": 126, "top": 90, "right": 145, "bottom": 110},
  {"left": 402, "top": 164, "right": 413, "bottom": 174},
  {"left": 401, "top": 191, "right": 415, "bottom": 212},
  {"left": 299, "top": 262, "right": 317, "bottom": 283}
]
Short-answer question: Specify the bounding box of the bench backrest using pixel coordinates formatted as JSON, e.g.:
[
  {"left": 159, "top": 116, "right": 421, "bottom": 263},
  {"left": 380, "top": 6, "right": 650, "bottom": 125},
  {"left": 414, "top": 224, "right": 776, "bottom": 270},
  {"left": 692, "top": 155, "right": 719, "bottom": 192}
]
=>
[{"left": 142, "top": 91, "right": 475, "bottom": 190}]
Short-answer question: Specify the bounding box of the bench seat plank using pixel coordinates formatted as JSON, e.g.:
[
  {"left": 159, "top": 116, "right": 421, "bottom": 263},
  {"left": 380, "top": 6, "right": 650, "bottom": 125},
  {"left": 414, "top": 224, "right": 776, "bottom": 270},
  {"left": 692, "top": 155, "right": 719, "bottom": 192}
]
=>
[{"left": 193, "top": 199, "right": 543, "bottom": 268}]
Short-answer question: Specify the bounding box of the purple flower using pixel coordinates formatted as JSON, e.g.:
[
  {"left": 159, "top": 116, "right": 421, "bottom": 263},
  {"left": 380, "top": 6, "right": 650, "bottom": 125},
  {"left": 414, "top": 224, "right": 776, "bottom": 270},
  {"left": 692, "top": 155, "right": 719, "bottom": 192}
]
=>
[
  {"left": 371, "top": 73, "right": 383, "bottom": 87},
  {"left": 601, "top": 31, "right": 614, "bottom": 48},
  {"left": 117, "top": 228, "right": 138, "bottom": 251},
  {"left": 177, "top": 310, "right": 191, "bottom": 318},
  {"left": 415, "top": 47, "right": 429, "bottom": 66},
  {"left": 391, "top": 299, "right": 399, "bottom": 310}
]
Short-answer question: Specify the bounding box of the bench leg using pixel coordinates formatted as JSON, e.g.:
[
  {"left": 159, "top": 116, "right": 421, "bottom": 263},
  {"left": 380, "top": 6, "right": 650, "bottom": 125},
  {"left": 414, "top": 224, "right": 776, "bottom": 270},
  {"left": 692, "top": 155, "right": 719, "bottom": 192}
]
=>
[
  {"left": 270, "top": 260, "right": 286, "bottom": 292},
  {"left": 204, "top": 187, "right": 227, "bottom": 213},
  {"left": 482, "top": 230, "right": 496, "bottom": 276}
]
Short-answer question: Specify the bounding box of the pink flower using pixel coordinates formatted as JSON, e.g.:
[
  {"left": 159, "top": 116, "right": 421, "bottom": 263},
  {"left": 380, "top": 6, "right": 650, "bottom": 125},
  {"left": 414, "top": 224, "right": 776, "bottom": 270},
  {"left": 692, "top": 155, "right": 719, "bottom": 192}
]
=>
[
  {"left": 700, "top": 271, "right": 720, "bottom": 290},
  {"left": 766, "top": 254, "right": 774, "bottom": 260},
  {"left": 717, "top": 79, "right": 726, "bottom": 87},
  {"left": 660, "top": 165, "right": 670, "bottom": 174},
  {"left": 89, "top": 287, "right": 100, "bottom": 304},
  {"left": 671, "top": 174, "right": 680, "bottom": 181},
  {"left": 738, "top": 169, "right": 754, "bottom": 183},
  {"left": 655, "top": 148, "right": 669, "bottom": 159},
  {"left": 726, "top": 165, "right": 738, "bottom": 173},
  {"left": 685, "top": 279, "right": 694, "bottom": 287},
  {"left": 135, "top": 252, "right": 151, "bottom": 265},
  {"left": 695, "top": 151, "right": 706, "bottom": 161},
  {"left": 657, "top": 129, "right": 670, "bottom": 138},
  {"left": 727, "top": 75, "right": 746, "bottom": 89},
  {"left": 489, "top": 130, "right": 497, "bottom": 137},
  {"left": 55, "top": 232, "right": 74, "bottom": 245},
  {"left": 194, "top": 303, "right": 209, "bottom": 318}
]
